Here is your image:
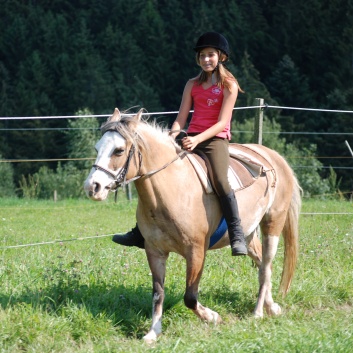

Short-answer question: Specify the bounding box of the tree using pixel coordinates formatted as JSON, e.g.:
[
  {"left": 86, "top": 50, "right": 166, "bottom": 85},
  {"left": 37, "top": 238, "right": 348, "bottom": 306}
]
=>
[
  {"left": 265, "top": 55, "right": 314, "bottom": 141},
  {"left": 66, "top": 108, "right": 100, "bottom": 170},
  {"left": 1, "top": 0, "right": 352, "bottom": 193},
  {"left": 234, "top": 52, "right": 277, "bottom": 123}
]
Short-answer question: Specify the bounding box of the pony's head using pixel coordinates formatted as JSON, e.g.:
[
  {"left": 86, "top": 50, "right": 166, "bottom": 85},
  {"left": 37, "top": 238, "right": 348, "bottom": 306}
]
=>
[
  {"left": 84, "top": 108, "right": 146, "bottom": 200},
  {"left": 84, "top": 108, "right": 178, "bottom": 201}
]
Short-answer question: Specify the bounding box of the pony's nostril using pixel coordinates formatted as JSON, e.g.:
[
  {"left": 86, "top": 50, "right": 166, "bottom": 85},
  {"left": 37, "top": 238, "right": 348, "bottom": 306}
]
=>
[{"left": 93, "top": 182, "right": 100, "bottom": 193}]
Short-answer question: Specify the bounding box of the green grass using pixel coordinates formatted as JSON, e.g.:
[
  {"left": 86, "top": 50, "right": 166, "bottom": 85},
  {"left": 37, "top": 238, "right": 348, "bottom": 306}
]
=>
[{"left": 1, "top": 197, "right": 353, "bottom": 352}]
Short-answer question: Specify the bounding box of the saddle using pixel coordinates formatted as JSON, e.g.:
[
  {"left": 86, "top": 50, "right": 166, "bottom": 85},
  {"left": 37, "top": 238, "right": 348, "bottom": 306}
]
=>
[{"left": 186, "top": 143, "right": 275, "bottom": 193}]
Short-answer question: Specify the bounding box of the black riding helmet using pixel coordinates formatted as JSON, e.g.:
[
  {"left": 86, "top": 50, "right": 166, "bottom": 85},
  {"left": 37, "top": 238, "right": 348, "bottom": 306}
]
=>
[{"left": 193, "top": 32, "right": 230, "bottom": 57}]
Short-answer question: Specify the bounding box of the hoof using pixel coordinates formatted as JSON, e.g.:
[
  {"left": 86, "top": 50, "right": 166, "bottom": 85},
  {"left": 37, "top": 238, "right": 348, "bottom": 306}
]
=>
[
  {"left": 253, "top": 310, "right": 264, "bottom": 319},
  {"left": 268, "top": 303, "right": 282, "bottom": 316},
  {"left": 143, "top": 332, "right": 158, "bottom": 345},
  {"left": 212, "top": 312, "right": 222, "bottom": 324}
]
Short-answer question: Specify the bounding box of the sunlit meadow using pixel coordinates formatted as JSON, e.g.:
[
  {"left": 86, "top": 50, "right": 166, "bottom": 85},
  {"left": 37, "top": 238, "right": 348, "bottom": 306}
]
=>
[{"left": 0, "top": 197, "right": 352, "bottom": 352}]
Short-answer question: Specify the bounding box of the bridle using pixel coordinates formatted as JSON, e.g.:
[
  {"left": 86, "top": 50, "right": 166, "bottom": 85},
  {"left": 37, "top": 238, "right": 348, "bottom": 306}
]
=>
[
  {"left": 92, "top": 142, "right": 141, "bottom": 191},
  {"left": 92, "top": 136, "right": 186, "bottom": 196}
]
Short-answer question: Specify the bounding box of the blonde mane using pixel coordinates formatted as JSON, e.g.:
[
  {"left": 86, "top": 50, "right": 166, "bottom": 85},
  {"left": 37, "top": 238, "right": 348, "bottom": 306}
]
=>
[{"left": 100, "top": 109, "right": 181, "bottom": 153}]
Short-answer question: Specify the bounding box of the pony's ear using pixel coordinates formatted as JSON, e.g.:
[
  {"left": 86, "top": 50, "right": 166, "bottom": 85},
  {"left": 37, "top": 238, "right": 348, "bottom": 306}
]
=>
[
  {"left": 135, "top": 108, "right": 144, "bottom": 122},
  {"left": 110, "top": 108, "right": 121, "bottom": 122}
]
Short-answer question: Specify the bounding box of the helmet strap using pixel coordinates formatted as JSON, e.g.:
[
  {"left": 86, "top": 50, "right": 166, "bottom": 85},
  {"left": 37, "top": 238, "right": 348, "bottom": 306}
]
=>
[
  {"left": 211, "top": 60, "right": 226, "bottom": 85},
  {"left": 211, "top": 68, "right": 218, "bottom": 85},
  {"left": 211, "top": 72, "right": 216, "bottom": 85}
]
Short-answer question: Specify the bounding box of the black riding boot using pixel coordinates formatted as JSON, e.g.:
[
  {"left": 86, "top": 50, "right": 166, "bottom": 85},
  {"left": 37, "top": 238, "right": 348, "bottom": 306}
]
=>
[
  {"left": 112, "top": 224, "right": 145, "bottom": 249},
  {"left": 219, "top": 191, "right": 248, "bottom": 256}
]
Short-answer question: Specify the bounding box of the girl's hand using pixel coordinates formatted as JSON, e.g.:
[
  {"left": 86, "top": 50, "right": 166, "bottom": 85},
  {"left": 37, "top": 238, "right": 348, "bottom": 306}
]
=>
[{"left": 182, "top": 136, "right": 199, "bottom": 151}]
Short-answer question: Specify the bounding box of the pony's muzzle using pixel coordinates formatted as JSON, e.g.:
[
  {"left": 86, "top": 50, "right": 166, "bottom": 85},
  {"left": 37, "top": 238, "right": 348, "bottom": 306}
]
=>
[{"left": 84, "top": 181, "right": 100, "bottom": 197}]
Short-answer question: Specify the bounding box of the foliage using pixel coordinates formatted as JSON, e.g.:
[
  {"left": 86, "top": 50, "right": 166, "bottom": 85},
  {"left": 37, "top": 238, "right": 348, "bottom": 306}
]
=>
[
  {"left": 265, "top": 55, "right": 314, "bottom": 136},
  {"left": 232, "top": 116, "right": 332, "bottom": 197},
  {"left": 65, "top": 108, "right": 100, "bottom": 170},
  {"left": 18, "top": 163, "right": 89, "bottom": 200},
  {"left": 0, "top": 198, "right": 352, "bottom": 352},
  {"left": 18, "top": 174, "right": 39, "bottom": 199},
  {"left": 0, "top": 155, "right": 16, "bottom": 197},
  {"left": 36, "top": 163, "right": 88, "bottom": 199},
  {"left": 0, "top": 0, "right": 352, "bottom": 192},
  {"left": 285, "top": 144, "right": 332, "bottom": 198},
  {"left": 234, "top": 53, "right": 278, "bottom": 123},
  {"left": 232, "top": 115, "right": 286, "bottom": 151},
  {"left": 17, "top": 109, "right": 99, "bottom": 199},
  {"left": 327, "top": 166, "right": 344, "bottom": 200}
]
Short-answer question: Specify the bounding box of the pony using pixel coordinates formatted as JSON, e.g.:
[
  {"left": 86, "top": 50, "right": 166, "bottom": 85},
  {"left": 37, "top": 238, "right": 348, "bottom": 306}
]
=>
[{"left": 84, "top": 108, "right": 301, "bottom": 344}]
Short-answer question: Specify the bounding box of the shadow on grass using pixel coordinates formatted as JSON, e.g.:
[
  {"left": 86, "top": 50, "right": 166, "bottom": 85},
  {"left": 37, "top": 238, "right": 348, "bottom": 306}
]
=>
[
  {"left": 0, "top": 272, "right": 255, "bottom": 339},
  {"left": 0, "top": 281, "right": 160, "bottom": 338}
]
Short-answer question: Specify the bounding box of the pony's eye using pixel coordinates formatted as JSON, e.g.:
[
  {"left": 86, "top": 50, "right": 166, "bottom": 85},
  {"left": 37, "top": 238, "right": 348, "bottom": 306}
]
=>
[{"left": 113, "top": 148, "right": 125, "bottom": 156}]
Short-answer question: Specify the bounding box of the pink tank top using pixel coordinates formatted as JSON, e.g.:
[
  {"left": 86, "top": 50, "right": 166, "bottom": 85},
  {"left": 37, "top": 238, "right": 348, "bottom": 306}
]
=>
[{"left": 187, "top": 82, "right": 231, "bottom": 139}]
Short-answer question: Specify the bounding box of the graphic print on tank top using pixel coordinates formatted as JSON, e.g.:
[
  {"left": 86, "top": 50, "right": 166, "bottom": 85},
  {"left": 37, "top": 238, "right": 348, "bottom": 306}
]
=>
[{"left": 207, "top": 86, "right": 222, "bottom": 106}]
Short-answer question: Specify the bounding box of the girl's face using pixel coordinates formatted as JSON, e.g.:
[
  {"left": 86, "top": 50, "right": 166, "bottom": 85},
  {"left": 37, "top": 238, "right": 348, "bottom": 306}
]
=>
[{"left": 198, "top": 47, "right": 220, "bottom": 73}]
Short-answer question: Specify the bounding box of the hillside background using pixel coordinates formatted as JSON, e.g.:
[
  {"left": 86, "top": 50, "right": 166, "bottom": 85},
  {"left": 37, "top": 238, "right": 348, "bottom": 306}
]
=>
[{"left": 0, "top": 0, "right": 352, "bottom": 193}]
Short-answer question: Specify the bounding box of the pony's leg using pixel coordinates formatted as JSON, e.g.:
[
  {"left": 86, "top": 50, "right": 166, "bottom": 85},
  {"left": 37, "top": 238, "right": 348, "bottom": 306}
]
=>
[
  {"left": 253, "top": 234, "right": 281, "bottom": 318},
  {"left": 246, "top": 229, "right": 262, "bottom": 267},
  {"left": 143, "top": 250, "right": 169, "bottom": 344},
  {"left": 184, "top": 248, "right": 222, "bottom": 324}
]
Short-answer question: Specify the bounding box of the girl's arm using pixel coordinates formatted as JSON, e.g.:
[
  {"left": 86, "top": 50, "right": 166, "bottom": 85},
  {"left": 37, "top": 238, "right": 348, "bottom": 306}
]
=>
[{"left": 169, "top": 80, "right": 194, "bottom": 139}]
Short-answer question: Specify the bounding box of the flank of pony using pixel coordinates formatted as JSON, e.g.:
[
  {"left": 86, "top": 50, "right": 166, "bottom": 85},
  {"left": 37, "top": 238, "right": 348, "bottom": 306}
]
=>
[{"left": 84, "top": 107, "right": 301, "bottom": 344}]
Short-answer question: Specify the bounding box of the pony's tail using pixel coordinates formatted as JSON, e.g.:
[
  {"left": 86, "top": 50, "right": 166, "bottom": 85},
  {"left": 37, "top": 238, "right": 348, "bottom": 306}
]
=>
[{"left": 279, "top": 175, "right": 302, "bottom": 296}]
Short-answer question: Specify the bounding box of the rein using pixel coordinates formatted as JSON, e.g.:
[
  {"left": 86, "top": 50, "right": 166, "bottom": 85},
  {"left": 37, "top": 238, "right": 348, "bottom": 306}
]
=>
[{"left": 135, "top": 150, "right": 186, "bottom": 182}]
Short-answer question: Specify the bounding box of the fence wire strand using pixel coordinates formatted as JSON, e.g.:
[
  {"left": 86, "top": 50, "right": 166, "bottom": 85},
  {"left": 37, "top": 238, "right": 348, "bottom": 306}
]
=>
[
  {"left": 2, "top": 104, "right": 353, "bottom": 121},
  {"left": 1, "top": 211, "right": 352, "bottom": 251}
]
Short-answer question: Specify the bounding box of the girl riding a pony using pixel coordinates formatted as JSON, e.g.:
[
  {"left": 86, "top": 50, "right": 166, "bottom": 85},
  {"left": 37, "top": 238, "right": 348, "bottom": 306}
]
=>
[{"left": 113, "top": 31, "right": 247, "bottom": 256}]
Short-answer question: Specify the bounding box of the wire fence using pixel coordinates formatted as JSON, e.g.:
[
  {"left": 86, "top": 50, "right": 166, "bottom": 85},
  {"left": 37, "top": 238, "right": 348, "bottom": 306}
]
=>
[
  {"left": 1, "top": 104, "right": 353, "bottom": 121},
  {"left": 2, "top": 104, "right": 353, "bottom": 167},
  {"left": 1, "top": 103, "right": 353, "bottom": 197},
  {"left": 1, "top": 103, "right": 352, "bottom": 250},
  {"left": 1, "top": 209, "right": 352, "bottom": 250}
]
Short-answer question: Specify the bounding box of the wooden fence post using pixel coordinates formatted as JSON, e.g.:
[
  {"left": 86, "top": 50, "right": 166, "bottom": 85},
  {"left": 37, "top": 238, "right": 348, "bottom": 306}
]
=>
[
  {"left": 345, "top": 140, "right": 353, "bottom": 201},
  {"left": 254, "top": 98, "right": 264, "bottom": 145}
]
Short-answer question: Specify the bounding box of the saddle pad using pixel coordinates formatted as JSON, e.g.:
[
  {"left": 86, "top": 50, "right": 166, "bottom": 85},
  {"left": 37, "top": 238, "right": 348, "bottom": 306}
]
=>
[{"left": 186, "top": 144, "right": 272, "bottom": 194}]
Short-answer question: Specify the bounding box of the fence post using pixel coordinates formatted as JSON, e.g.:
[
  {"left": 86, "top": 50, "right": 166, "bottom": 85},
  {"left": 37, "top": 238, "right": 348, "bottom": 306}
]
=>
[
  {"left": 345, "top": 140, "right": 353, "bottom": 201},
  {"left": 254, "top": 98, "right": 264, "bottom": 145}
]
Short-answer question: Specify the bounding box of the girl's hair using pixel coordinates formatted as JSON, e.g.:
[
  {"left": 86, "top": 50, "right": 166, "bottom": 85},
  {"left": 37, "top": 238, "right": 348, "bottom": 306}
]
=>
[{"left": 195, "top": 50, "right": 244, "bottom": 93}]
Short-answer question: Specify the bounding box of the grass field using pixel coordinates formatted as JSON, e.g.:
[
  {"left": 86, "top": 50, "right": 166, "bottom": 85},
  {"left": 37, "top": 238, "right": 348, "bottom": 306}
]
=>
[{"left": 0, "top": 197, "right": 353, "bottom": 352}]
